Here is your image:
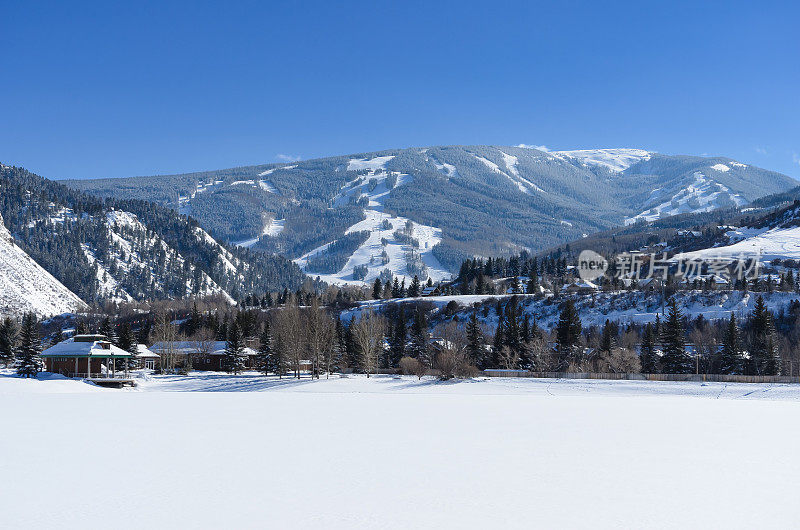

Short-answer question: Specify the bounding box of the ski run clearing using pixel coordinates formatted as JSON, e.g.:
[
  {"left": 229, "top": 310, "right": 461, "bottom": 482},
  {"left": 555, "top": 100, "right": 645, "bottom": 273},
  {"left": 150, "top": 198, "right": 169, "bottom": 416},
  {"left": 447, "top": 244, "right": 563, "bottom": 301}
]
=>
[
  {"left": 296, "top": 155, "right": 451, "bottom": 285},
  {"left": 1, "top": 371, "right": 797, "bottom": 529}
]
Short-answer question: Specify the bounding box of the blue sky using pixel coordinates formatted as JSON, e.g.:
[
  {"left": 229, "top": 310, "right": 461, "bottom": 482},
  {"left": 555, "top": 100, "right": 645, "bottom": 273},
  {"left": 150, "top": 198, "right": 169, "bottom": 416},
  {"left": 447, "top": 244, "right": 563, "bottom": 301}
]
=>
[{"left": 1, "top": 0, "right": 798, "bottom": 180}]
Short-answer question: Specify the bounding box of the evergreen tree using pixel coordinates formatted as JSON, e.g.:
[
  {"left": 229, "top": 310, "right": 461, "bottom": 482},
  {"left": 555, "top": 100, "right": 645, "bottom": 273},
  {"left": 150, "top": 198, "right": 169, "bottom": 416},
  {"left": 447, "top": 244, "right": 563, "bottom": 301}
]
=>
[
  {"left": 408, "top": 275, "right": 421, "bottom": 297},
  {"left": 408, "top": 307, "right": 430, "bottom": 366},
  {"left": 117, "top": 322, "right": 138, "bottom": 369},
  {"left": 344, "top": 320, "right": 358, "bottom": 369},
  {"left": 639, "top": 322, "right": 659, "bottom": 373},
  {"left": 600, "top": 320, "right": 615, "bottom": 353},
  {"left": 521, "top": 314, "right": 531, "bottom": 344},
  {"left": 187, "top": 301, "right": 202, "bottom": 336},
  {"left": 0, "top": 317, "right": 19, "bottom": 368},
  {"left": 749, "top": 296, "right": 780, "bottom": 375},
  {"left": 257, "top": 320, "right": 274, "bottom": 375},
  {"left": 659, "top": 299, "right": 692, "bottom": 374},
  {"left": 99, "top": 317, "right": 118, "bottom": 345},
  {"left": 556, "top": 300, "right": 582, "bottom": 354},
  {"left": 16, "top": 313, "right": 42, "bottom": 378},
  {"left": 391, "top": 278, "right": 401, "bottom": 298},
  {"left": 491, "top": 321, "right": 504, "bottom": 368},
  {"left": 718, "top": 313, "right": 743, "bottom": 375},
  {"left": 223, "top": 321, "right": 247, "bottom": 374},
  {"left": 388, "top": 310, "right": 407, "bottom": 367},
  {"left": 502, "top": 299, "right": 522, "bottom": 353},
  {"left": 526, "top": 273, "right": 539, "bottom": 294},
  {"left": 466, "top": 311, "right": 485, "bottom": 368},
  {"left": 372, "top": 278, "right": 382, "bottom": 299}
]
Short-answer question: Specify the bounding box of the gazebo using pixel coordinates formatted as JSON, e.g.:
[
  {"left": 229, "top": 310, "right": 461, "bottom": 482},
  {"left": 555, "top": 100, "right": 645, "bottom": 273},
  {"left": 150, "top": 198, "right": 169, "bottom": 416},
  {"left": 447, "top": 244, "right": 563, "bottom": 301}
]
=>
[{"left": 41, "top": 334, "right": 135, "bottom": 382}]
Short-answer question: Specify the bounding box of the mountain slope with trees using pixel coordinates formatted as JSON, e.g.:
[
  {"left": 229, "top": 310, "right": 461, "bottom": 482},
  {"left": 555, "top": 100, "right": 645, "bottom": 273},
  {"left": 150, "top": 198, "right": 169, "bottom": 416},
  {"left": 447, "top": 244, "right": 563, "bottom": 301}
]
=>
[{"left": 0, "top": 164, "right": 311, "bottom": 311}]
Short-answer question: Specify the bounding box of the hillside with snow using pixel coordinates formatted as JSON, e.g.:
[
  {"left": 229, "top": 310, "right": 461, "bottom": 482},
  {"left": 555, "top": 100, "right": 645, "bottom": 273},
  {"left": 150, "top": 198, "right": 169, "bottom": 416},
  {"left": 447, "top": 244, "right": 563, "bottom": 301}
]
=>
[
  {"left": 64, "top": 146, "right": 796, "bottom": 284},
  {"left": 0, "top": 213, "right": 87, "bottom": 318},
  {"left": 674, "top": 203, "right": 800, "bottom": 264},
  {"left": 1, "top": 165, "right": 309, "bottom": 305}
]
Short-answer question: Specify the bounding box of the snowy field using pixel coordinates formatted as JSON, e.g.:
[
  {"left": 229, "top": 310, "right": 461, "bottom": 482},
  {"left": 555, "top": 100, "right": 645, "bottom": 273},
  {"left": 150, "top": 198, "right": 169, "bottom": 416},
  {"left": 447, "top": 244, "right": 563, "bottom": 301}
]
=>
[{"left": 2, "top": 372, "right": 798, "bottom": 529}]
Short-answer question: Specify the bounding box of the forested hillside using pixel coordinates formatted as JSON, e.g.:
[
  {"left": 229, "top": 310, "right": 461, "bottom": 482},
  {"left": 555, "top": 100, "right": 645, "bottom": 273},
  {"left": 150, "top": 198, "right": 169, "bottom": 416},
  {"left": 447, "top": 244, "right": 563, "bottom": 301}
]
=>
[{"left": 0, "top": 165, "right": 311, "bottom": 305}]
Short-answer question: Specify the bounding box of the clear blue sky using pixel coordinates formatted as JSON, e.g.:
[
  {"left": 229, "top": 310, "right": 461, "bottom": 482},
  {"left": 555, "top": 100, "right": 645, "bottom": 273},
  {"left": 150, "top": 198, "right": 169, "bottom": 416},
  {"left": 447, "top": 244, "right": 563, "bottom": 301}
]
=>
[{"left": 2, "top": 0, "right": 798, "bottom": 180}]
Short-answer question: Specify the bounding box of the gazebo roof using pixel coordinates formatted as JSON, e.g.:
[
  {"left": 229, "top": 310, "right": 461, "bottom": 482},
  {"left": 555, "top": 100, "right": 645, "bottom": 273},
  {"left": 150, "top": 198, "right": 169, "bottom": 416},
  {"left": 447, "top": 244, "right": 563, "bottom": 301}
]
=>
[{"left": 41, "top": 337, "right": 133, "bottom": 358}]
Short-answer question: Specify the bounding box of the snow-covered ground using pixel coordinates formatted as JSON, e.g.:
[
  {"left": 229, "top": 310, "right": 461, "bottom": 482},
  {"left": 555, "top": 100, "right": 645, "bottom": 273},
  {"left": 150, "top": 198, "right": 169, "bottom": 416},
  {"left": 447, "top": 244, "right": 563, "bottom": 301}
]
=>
[{"left": 2, "top": 371, "right": 798, "bottom": 529}]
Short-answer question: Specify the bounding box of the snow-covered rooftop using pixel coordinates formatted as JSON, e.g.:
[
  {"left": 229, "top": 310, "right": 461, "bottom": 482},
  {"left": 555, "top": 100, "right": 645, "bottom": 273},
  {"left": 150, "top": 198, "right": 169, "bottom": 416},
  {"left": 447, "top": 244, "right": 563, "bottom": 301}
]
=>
[{"left": 42, "top": 337, "right": 133, "bottom": 358}]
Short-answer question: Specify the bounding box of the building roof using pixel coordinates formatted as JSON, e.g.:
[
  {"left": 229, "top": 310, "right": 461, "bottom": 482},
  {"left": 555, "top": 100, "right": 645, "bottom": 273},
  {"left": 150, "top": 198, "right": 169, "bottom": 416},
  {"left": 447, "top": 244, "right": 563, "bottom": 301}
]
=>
[
  {"left": 42, "top": 337, "right": 133, "bottom": 358},
  {"left": 135, "top": 344, "right": 160, "bottom": 359},
  {"left": 150, "top": 341, "right": 257, "bottom": 356}
]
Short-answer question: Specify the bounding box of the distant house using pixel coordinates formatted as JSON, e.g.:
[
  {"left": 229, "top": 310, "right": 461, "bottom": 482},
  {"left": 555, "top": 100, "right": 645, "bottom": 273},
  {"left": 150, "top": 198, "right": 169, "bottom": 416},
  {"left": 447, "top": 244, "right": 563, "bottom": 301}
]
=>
[
  {"left": 562, "top": 280, "right": 598, "bottom": 294},
  {"left": 41, "top": 334, "right": 134, "bottom": 378},
  {"left": 135, "top": 344, "right": 160, "bottom": 370},
  {"left": 421, "top": 285, "right": 442, "bottom": 297},
  {"left": 149, "top": 341, "right": 258, "bottom": 371}
]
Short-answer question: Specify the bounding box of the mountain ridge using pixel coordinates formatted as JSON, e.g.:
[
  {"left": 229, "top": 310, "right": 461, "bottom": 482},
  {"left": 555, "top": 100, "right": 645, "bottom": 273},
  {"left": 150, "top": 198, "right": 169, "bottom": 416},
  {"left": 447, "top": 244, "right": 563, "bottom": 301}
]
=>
[{"left": 61, "top": 145, "right": 798, "bottom": 285}]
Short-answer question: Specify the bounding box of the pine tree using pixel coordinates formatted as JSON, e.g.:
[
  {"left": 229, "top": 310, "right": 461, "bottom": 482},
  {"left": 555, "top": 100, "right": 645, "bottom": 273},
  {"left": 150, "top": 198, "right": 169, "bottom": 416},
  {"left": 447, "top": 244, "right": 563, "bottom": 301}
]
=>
[
  {"left": 223, "top": 321, "right": 247, "bottom": 374},
  {"left": 117, "top": 322, "right": 138, "bottom": 369},
  {"left": 388, "top": 310, "right": 407, "bottom": 367},
  {"left": 502, "top": 299, "right": 522, "bottom": 353},
  {"left": 16, "top": 313, "right": 42, "bottom": 378},
  {"left": 749, "top": 296, "right": 780, "bottom": 375},
  {"left": 372, "top": 278, "right": 382, "bottom": 299},
  {"left": 556, "top": 300, "right": 582, "bottom": 354},
  {"left": 408, "top": 307, "right": 430, "bottom": 366},
  {"left": 99, "top": 316, "right": 117, "bottom": 345},
  {"left": 521, "top": 314, "right": 531, "bottom": 344},
  {"left": 391, "top": 278, "right": 401, "bottom": 298},
  {"left": 659, "top": 299, "right": 692, "bottom": 374},
  {"left": 187, "top": 301, "right": 202, "bottom": 336},
  {"left": 0, "top": 317, "right": 19, "bottom": 368},
  {"left": 639, "top": 322, "right": 659, "bottom": 373},
  {"left": 600, "top": 320, "right": 615, "bottom": 353},
  {"left": 408, "top": 275, "right": 421, "bottom": 297},
  {"left": 257, "top": 320, "right": 274, "bottom": 375},
  {"left": 491, "top": 321, "right": 504, "bottom": 368},
  {"left": 718, "top": 313, "right": 743, "bottom": 375},
  {"left": 466, "top": 311, "right": 485, "bottom": 368}
]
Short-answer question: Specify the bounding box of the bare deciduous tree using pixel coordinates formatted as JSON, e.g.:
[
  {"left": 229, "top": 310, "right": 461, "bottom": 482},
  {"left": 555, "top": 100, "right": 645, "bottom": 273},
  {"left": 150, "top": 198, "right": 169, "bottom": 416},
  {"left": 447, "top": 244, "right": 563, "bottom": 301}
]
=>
[
  {"left": 153, "top": 312, "right": 178, "bottom": 373},
  {"left": 351, "top": 311, "right": 385, "bottom": 377},
  {"left": 306, "top": 298, "right": 334, "bottom": 378}
]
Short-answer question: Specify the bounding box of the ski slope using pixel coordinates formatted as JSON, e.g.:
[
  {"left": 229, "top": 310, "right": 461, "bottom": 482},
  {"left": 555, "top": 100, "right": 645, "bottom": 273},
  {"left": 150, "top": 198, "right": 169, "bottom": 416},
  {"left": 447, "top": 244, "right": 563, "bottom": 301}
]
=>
[
  {"left": 297, "top": 155, "right": 451, "bottom": 285},
  {"left": 552, "top": 148, "right": 652, "bottom": 172},
  {"left": 2, "top": 372, "right": 799, "bottom": 529}
]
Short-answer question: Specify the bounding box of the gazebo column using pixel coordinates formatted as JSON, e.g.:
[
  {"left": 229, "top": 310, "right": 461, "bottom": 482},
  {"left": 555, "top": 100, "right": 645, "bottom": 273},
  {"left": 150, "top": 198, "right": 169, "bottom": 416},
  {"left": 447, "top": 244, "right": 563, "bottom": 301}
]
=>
[
  {"left": 111, "top": 355, "right": 116, "bottom": 378},
  {"left": 74, "top": 357, "right": 78, "bottom": 377},
  {"left": 87, "top": 356, "right": 91, "bottom": 379}
]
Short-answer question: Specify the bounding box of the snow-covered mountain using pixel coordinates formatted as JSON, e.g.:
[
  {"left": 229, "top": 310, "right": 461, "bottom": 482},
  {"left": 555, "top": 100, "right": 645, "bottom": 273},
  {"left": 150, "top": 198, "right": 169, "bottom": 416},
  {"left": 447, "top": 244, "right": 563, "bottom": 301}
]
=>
[
  {"left": 65, "top": 146, "right": 796, "bottom": 285},
  {"left": 0, "top": 212, "right": 87, "bottom": 318},
  {"left": 1, "top": 165, "right": 310, "bottom": 306}
]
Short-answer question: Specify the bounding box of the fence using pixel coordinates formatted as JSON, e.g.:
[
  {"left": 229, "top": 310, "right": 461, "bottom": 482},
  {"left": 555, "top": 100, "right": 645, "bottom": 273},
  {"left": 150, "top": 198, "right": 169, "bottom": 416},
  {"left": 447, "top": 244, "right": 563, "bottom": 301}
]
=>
[{"left": 480, "top": 370, "right": 800, "bottom": 384}]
